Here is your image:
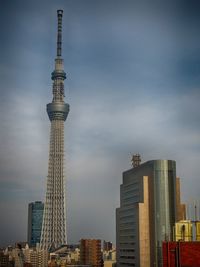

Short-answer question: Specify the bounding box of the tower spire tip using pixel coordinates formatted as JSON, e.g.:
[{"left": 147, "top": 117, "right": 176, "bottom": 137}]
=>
[
  {"left": 57, "top": 10, "right": 63, "bottom": 16},
  {"left": 57, "top": 9, "right": 63, "bottom": 57}
]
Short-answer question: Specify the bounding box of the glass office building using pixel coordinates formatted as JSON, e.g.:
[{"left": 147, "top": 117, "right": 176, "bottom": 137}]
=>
[
  {"left": 28, "top": 201, "right": 44, "bottom": 247},
  {"left": 116, "top": 160, "right": 181, "bottom": 267},
  {"left": 153, "top": 160, "right": 176, "bottom": 266}
]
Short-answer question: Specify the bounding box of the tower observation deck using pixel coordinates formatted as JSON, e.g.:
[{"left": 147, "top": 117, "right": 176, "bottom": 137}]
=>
[{"left": 40, "top": 10, "right": 69, "bottom": 250}]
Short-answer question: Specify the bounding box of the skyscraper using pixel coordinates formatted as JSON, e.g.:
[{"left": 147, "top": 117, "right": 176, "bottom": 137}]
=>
[
  {"left": 40, "top": 10, "right": 69, "bottom": 250},
  {"left": 27, "top": 201, "right": 44, "bottom": 247},
  {"left": 116, "top": 159, "right": 185, "bottom": 267}
]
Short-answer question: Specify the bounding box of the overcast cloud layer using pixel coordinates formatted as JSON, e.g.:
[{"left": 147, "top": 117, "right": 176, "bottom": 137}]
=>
[{"left": 0, "top": 0, "right": 200, "bottom": 246}]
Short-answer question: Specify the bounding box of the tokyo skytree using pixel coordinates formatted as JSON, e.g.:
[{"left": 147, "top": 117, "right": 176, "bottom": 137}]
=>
[{"left": 40, "top": 10, "right": 69, "bottom": 250}]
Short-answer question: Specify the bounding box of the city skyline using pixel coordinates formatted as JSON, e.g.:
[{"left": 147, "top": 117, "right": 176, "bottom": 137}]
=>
[{"left": 0, "top": 1, "right": 200, "bottom": 246}]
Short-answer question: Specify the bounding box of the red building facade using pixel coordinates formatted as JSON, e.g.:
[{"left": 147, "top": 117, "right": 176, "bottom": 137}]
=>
[{"left": 163, "top": 241, "right": 200, "bottom": 267}]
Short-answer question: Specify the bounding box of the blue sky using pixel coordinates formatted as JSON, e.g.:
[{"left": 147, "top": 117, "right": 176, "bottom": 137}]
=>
[{"left": 0, "top": 0, "right": 200, "bottom": 246}]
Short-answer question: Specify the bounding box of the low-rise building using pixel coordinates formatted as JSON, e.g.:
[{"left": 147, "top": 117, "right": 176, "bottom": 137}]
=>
[{"left": 80, "top": 239, "right": 102, "bottom": 267}]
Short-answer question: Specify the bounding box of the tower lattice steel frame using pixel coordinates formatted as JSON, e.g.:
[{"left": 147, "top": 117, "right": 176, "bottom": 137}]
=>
[{"left": 40, "top": 10, "right": 69, "bottom": 250}]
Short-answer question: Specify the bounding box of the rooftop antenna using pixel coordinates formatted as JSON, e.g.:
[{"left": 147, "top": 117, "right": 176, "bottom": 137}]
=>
[
  {"left": 131, "top": 153, "right": 141, "bottom": 168},
  {"left": 195, "top": 202, "right": 198, "bottom": 222}
]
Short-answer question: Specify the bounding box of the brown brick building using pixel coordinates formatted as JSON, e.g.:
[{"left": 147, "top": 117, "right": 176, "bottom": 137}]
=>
[{"left": 80, "top": 239, "right": 102, "bottom": 267}]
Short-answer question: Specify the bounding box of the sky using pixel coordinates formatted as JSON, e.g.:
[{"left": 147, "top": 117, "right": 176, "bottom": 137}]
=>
[{"left": 0, "top": 0, "right": 200, "bottom": 246}]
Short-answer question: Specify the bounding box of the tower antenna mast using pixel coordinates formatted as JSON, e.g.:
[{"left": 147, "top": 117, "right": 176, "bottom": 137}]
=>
[{"left": 57, "top": 10, "right": 63, "bottom": 57}]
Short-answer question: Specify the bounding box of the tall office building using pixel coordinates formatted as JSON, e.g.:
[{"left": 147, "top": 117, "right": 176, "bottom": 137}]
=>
[
  {"left": 40, "top": 10, "right": 70, "bottom": 250},
  {"left": 28, "top": 201, "right": 44, "bottom": 246},
  {"left": 80, "top": 239, "right": 102, "bottom": 267},
  {"left": 116, "top": 159, "right": 185, "bottom": 267}
]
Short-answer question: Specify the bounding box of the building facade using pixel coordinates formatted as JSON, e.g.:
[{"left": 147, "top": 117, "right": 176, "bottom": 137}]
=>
[
  {"left": 40, "top": 10, "right": 70, "bottom": 250},
  {"left": 116, "top": 159, "right": 185, "bottom": 267},
  {"left": 103, "top": 241, "right": 113, "bottom": 252},
  {"left": 162, "top": 241, "right": 200, "bottom": 267},
  {"left": 174, "top": 220, "right": 193, "bottom": 241},
  {"left": 0, "top": 252, "right": 10, "bottom": 267},
  {"left": 28, "top": 201, "right": 44, "bottom": 247},
  {"left": 80, "top": 239, "right": 102, "bottom": 267},
  {"left": 176, "top": 177, "right": 186, "bottom": 221},
  {"left": 29, "top": 248, "right": 48, "bottom": 267},
  {"left": 196, "top": 222, "right": 200, "bottom": 240}
]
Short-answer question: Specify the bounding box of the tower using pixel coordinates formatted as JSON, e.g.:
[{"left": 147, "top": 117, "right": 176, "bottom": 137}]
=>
[{"left": 40, "top": 10, "right": 69, "bottom": 250}]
